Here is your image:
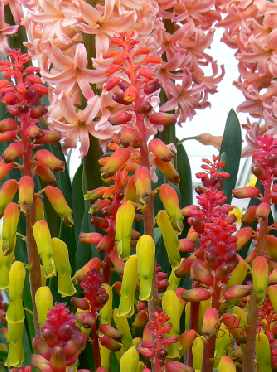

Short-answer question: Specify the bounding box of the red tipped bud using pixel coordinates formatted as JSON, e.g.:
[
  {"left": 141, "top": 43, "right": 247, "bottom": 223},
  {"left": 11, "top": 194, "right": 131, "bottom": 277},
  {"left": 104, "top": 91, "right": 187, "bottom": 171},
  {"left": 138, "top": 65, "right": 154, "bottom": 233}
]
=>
[
  {"left": 179, "top": 239, "right": 194, "bottom": 253},
  {"left": 36, "top": 130, "right": 61, "bottom": 144},
  {"left": 191, "top": 260, "right": 213, "bottom": 286},
  {"left": 149, "top": 139, "right": 174, "bottom": 161},
  {"left": 242, "top": 205, "right": 257, "bottom": 224},
  {"left": 179, "top": 329, "right": 197, "bottom": 352},
  {"left": 73, "top": 257, "right": 102, "bottom": 282},
  {"left": 154, "top": 158, "right": 179, "bottom": 183},
  {"left": 165, "top": 361, "right": 193, "bottom": 372},
  {"left": 34, "top": 150, "right": 64, "bottom": 171},
  {"left": 18, "top": 176, "right": 34, "bottom": 206},
  {"left": 99, "top": 335, "right": 122, "bottom": 351},
  {"left": 43, "top": 186, "right": 73, "bottom": 225},
  {"left": 232, "top": 186, "right": 260, "bottom": 199},
  {"left": 175, "top": 258, "right": 194, "bottom": 278},
  {"left": 264, "top": 235, "right": 277, "bottom": 261},
  {"left": 224, "top": 285, "right": 251, "bottom": 300},
  {"left": 132, "top": 310, "right": 148, "bottom": 328},
  {"left": 109, "top": 111, "right": 132, "bottom": 125},
  {"left": 202, "top": 308, "right": 219, "bottom": 335},
  {"left": 99, "top": 324, "right": 121, "bottom": 339},
  {"left": 252, "top": 256, "right": 268, "bottom": 303},
  {"left": 0, "top": 130, "right": 17, "bottom": 142},
  {"left": 135, "top": 166, "right": 151, "bottom": 203},
  {"left": 2, "top": 202, "right": 20, "bottom": 254},
  {"left": 101, "top": 148, "right": 130, "bottom": 176},
  {"left": 182, "top": 288, "right": 211, "bottom": 302},
  {"left": 149, "top": 112, "right": 177, "bottom": 126},
  {"left": 0, "top": 179, "right": 18, "bottom": 215},
  {"left": 0, "top": 118, "right": 17, "bottom": 132},
  {"left": 33, "top": 164, "right": 56, "bottom": 183},
  {"left": 76, "top": 311, "right": 96, "bottom": 327},
  {"left": 222, "top": 313, "right": 240, "bottom": 330},
  {"left": 120, "top": 127, "right": 140, "bottom": 147},
  {"left": 71, "top": 297, "right": 90, "bottom": 311},
  {"left": 3, "top": 142, "right": 24, "bottom": 161},
  {"left": 79, "top": 232, "right": 103, "bottom": 245},
  {"left": 256, "top": 202, "right": 271, "bottom": 219},
  {"left": 236, "top": 227, "right": 253, "bottom": 250}
]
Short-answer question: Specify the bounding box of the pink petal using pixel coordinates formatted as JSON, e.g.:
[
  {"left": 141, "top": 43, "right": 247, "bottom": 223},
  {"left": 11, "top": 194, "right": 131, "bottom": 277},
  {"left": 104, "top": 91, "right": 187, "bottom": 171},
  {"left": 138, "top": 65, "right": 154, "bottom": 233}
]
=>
[{"left": 74, "top": 43, "right": 88, "bottom": 70}]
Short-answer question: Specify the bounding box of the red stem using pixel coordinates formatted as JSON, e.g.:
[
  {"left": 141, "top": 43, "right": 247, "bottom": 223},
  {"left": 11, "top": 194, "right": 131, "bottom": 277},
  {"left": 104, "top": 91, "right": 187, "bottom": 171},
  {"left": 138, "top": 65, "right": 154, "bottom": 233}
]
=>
[
  {"left": 21, "top": 113, "right": 41, "bottom": 332},
  {"left": 91, "top": 322, "right": 101, "bottom": 369}
]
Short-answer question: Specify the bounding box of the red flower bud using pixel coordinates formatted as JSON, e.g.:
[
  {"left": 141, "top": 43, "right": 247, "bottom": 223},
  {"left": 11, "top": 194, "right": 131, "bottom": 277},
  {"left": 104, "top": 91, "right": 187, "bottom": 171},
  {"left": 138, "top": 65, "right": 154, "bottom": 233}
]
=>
[
  {"left": 0, "top": 179, "right": 18, "bottom": 215},
  {"left": 236, "top": 227, "right": 253, "bottom": 250},
  {"left": 36, "top": 130, "right": 61, "bottom": 144},
  {"left": 33, "top": 164, "right": 56, "bottom": 183},
  {"left": 99, "top": 324, "right": 121, "bottom": 339},
  {"left": 256, "top": 202, "right": 271, "bottom": 219},
  {"left": 18, "top": 176, "right": 34, "bottom": 206},
  {"left": 120, "top": 127, "right": 140, "bottom": 147},
  {"left": 149, "top": 112, "right": 177, "bottom": 126},
  {"left": 35, "top": 150, "right": 64, "bottom": 171},
  {"left": 3, "top": 142, "right": 24, "bottom": 161},
  {"left": 109, "top": 111, "right": 132, "bottom": 125},
  {"left": 224, "top": 285, "right": 251, "bottom": 300},
  {"left": 99, "top": 335, "right": 122, "bottom": 351},
  {"left": 154, "top": 158, "right": 179, "bottom": 183},
  {"left": 179, "top": 329, "right": 197, "bottom": 352},
  {"left": 232, "top": 186, "right": 260, "bottom": 199},
  {"left": 165, "top": 361, "right": 193, "bottom": 372},
  {"left": 0, "top": 130, "right": 17, "bottom": 142},
  {"left": 264, "top": 235, "right": 277, "bottom": 261},
  {"left": 191, "top": 260, "right": 213, "bottom": 286},
  {"left": 182, "top": 288, "right": 211, "bottom": 302},
  {"left": 149, "top": 138, "right": 174, "bottom": 161},
  {"left": 0, "top": 118, "right": 17, "bottom": 132},
  {"left": 0, "top": 161, "right": 14, "bottom": 180},
  {"left": 79, "top": 232, "right": 103, "bottom": 245}
]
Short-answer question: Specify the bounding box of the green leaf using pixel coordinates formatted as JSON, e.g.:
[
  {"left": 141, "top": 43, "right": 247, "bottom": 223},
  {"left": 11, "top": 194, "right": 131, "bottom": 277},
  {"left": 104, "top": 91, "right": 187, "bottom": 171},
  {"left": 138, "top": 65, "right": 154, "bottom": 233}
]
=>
[
  {"left": 72, "top": 164, "right": 85, "bottom": 240},
  {"left": 176, "top": 143, "right": 193, "bottom": 207},
  {"left": 220, "top": 109, "right": 242, "bottom": 202}
]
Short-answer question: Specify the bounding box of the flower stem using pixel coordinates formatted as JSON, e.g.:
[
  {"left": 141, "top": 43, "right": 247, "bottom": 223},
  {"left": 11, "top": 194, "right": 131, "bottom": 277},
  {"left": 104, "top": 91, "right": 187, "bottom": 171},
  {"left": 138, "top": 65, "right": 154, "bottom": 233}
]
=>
[{"left": 91, "top": 323, "right": 101, "bottom": 369}]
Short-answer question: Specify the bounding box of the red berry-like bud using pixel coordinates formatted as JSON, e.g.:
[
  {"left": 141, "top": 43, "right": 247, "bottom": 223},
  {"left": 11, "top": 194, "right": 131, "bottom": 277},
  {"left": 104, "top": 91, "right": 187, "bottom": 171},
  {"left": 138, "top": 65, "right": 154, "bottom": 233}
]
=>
[
  {"left": 232, "top": 186, "right": 260, "bottom": 199},
  {"left": 224, "top": 285, "right": 251, "bottom": 300},
  {"left": 256, "top": 201, "right": 270, "bottom": 219},
  {"left": 182, "top": 288, "right": 211, "bottom": 302},
  {"left": 149, "top": 112, "right": 177, "bottom": 126}
]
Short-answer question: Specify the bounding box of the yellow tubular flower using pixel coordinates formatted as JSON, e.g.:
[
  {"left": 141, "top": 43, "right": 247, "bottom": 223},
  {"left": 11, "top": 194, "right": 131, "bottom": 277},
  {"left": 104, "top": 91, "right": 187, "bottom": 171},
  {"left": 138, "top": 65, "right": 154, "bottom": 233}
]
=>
[
  {"left": 32, "top": 220, "right": 56, "bottom": 278},
  {"left": 100, "top": 284, "right": 113, "bottom": 325},
  {"left": 256, "top": 331, "right": 272, "bottom": 372},
  {"left": 120, "top": 346, "right": 139, "bottom": 372},
  {"left": 35, "top": 286, "right": 53, "bottom": 326},
  {"left": 5, "top": 321, "right": 24, "bottom": 367},
  {"left": 0, "top": 241, "right": 14, "bottom": 289},
  {"left": 192, "top": 336, "right": 204, "bottom": 371},
  {"left": 7, "top": 261, "right": 25, "bottom": 323},
  {"left": 136, "top": 235, "right": 155, "bottom": 301},
  {"left": 156, "top": 210, "right": 181, "bottom": 267},
  {"left": 2, "top": 202, "right": 20, "bottom": 255},
  {"left": 52, "top": 238, "right": 76, "bottom": 297},
  {"left": 118, "top": 255, "right": 138, "bottom": 317},
  {"left": 113, "top": 309, "right": 132, "bottom": 350},
  {"left": 115, "top": 201, "right": 135, "bottom": 259}
]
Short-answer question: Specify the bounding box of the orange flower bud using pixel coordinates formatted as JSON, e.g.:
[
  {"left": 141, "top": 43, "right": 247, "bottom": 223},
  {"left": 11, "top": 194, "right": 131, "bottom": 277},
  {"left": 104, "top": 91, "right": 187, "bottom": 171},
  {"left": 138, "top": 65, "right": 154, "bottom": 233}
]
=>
[
  {"left": 182, "top": 288, "right": 211, "bottom": 302},
  {"left": 202, "top": 308, "right": 219, "bottom": 335},
  {"left": 175, "top": 258, "right": 194, "bottom": 278},
  {"left": 149, "top": 112, "right": 177, "bottom": 126},
  {"left": 0, "top": 161, "right": 13, "bottom": 180},
  {"left": 191, "top": 260, "right": 213, "bottom": 286},
  {"left": 34, "top": 195, "right": 45, "bottom": 221},
  {"left": 252, "top": 256, "right": 268, "bottom": 303},
  {"left": 0, "top": 179, "right": 18, "bottom": 215},
  {"left": 269, "top": 269, "right": 277, "bottom": 284},
  {"left": 34, "top": 150, "right": 64, "bottom": 171},
  {"left": 100, "top": 335, "right": 122, "bottom": 352},
  {"left": 18, "top": 176, "right": 34, "bottom": 206},
  {"left": 242, "top": 205, "right": 257, "bottom": 224},
  {"left": 179, "top": 239, "right": 194, "bottom": 253},
  {"left": 236, "top": 227, "right": 253, "bottom": 250},
  {"left": 232, "top": 186, "right": 260, "bottom": 199},
  {"left": 43, "top": 186, "right": 73, "bottom": 225},
  {"left": 149, "top": 139, "right": 174, "bottom": 161},
  {"left": 256, "top": 202, "right": 271, "bottom": 219},
  {"left": 124, "top": 176, "right": 137, "bottom": 202},
  {"left": 36, "top": 130, "right": 61, "bottom": 144},
  {"left": 264, "top": 235, "right": 277, "bottom": 261},
  {"left": 134, "top": 166, "right": 151, "bottom": 203},
  {"left": 0, "top": 130, "right": 17, "bottom": 142},
  {"left": 33, "top": 164, "right": 56, "bottom": 183},
  {"left": 101, "top": 148, "right": 130, "bottom": 177},
  {"left": 154, "top": 158, "right": 179, "bottom": 183},
  {"left": 165, "top": 361, "right": 193, "bottom": 372},
  {"left": 0, "top": 118, "right": 17, "bottom": 132},
  {"left": 73, "top": 257, "right": 102, "bottom": 282},
  {"left": 218, "top": 356, "right": 237, "bottom": 372},
  {"left": 99, "top": 324, "right": 121, "bottom": 339},
  {"left": 268, "top": 285, "right": 277, "bottom": 312},
  {"left": 179, "top": 329, "right": 197, "bottom": 353},
  {"left": 159, "top": 184, "right": 183, "bottom": 232},
  {"left": 224, "top": 285, "right": 251, "bottom": 300},
  {"left": 79, "top": 232, "right": 103, "bottom": 245},
  {"left": 3, "top": 142, "right": 24, "bottom": 161},
  {"left": 2, "top": 202, "right": 20, "bottom": 255},
  {"left": 120, "top": 127, "right": 140, "bottom": 147},
  {"left": 109, "top": 111, "right": 132, "bottom": 125}
]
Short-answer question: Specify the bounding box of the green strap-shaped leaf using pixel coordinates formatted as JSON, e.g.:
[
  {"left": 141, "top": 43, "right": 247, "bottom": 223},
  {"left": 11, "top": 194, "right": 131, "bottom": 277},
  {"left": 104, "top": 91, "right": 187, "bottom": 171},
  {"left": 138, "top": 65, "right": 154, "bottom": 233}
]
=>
[
  {"left": 176, "top": 143, "right": 193, "bottom": 208},
  {"left": 220, "top": 109, "right": 242, "bottom": 202}
]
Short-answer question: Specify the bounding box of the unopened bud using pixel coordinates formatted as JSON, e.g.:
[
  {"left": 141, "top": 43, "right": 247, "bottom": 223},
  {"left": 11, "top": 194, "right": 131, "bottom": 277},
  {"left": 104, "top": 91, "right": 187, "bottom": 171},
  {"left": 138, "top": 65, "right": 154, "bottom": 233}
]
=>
[
  {"left": 0, "top": 179, "right": 18, "bottom": 215},
  {"left": 165, "top": 361, "right": 193, "bottom": 372},
  {"left": 79, "top": 232, "right": 103, "bottom": 245},
  {"left": 162, "top": 289, "right": 184, "bottom": 334},
  {"left": 99, "top": 324, "right": 121, "bottom": 339},
  {"left": 35, "top": 287, "right": 53, "bottom": 326},
  {"left": 3, "top": 142, "right": 24, "bottom": 161},
  {"left": 33, "top": 163, "right": 56, "bottom": 183},
  {"left": 144, "top": 79, "right": 160, "bottom": 95},
  {"left": 2, "top": 202, "right": 20, "bottom": 254},
  {"left": 43, "top": 186, "right": 73, "bottom": 225},
  {"left": 149, "top": 139, "right": 174, "bottom": 161},
  {"left": 136, "top": 235, "right": 155, "bottom": 301},
  {"left": 149, "top": 112, "right": 177, "bottom": 126},
  {"left": 232, "top": 186, "right": 260, "bottom": 199},
  {"left": 73, "top": 257, "right": 102, "bottom": 282},
  {"left": 218, "top": 356, "right": 237, "bottom": 372},
  {"left": 236, "top": 227, "right": 253, "bottom": 250},
  {"left": 264, "top": 235, "right": 277, "bottom": 260},
  {"left": 34, "top": 195, "right": 45, "bottom": 221},
  {"left": 191, "top": 260, "right": 213, "bottom": 286},
  {"left": 154, "top": 158, "right": 179, "bottom": 183},
  {"left": 242, "top": 205, "right": 257, "bottom": 224},
  {"left": 36, "top": 130, "right": 61, "bottom": 144},
  {"left": 0, "top": 161, "right": 13, "bottom": 181},
  {"left": 256, "top": 331, "right": 272, "bottom": 372},
  {"left": 227, "top": 257, "right": 248, "bottom": 287},
  {"left": 268, "top": 285, "right": 277, "bottom": 312},
  {"left": 120, "top": 346, "right": 139, "bottom": 371},
  {"left": 18, "top": 176, "right": 34, "bottom": 206},
  {"left": 35, "top": 150, "right": 64, "bottom": 171},
  {"left": 156, "top": 211, "right": 181, "bottom": 267},
  {"left": 202, "top": 308, "right": 219, "bottom": 335},
  {"left": 256, "top": 202, "right": 271, "bottom": 219},
  {"left": 174, "top": 258, "right": 194, "bottom": 278},
  {"left": 192, "top": 337, "right": 204, "bottom": 371},
  {"left": 159, "top": 184, "right": 183, "bottom": 232},
  {"left": 179, "top": 239, "right": 194, "bottom": 253},
  {"left": 0, "top": 130, "right": 17, "bottom": 142},
  {"left": 183, "top": 288, "right": 211, "bottom": 302},
  {"left": 100, "top": 335, "right": 122, "bottom": 352},
  {"left": 134, "top": 166, "right": 151, "bottom": 203},
  {"left": 120, "top": 127, "right": 140, "bottom": 147},
  {"left": 109, "top": 111, "right": 132, "bottom": 125},
  {"left": 252, "top": 256, "right": 268, "bottom": 303},
  {"left": 179, "top": 329, "right": 197, "bottom": 353},
  {"left": 224, "top": 285, "right": 251, "bottom": 300},
  {"left": 0, "top": 118, "right": 17, "bottom": 132},
  {"left": 118, "top": 255, "right": 137, "bottom": 317},
  {"left": 101, "top": 148, "right": 130, "bottom": 176},
  {"left": 115, "top": 201, "right": 135, "bottom": 258}
]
